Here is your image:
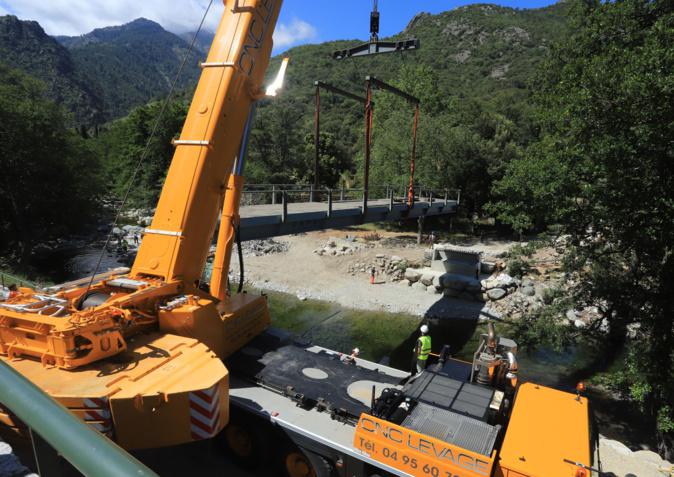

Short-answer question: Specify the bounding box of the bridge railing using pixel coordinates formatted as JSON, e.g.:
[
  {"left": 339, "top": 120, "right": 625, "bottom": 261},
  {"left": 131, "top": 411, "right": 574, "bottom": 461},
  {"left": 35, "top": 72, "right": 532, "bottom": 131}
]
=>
[{"left": 239, "top": 183, "right": 460, "bottom": 220}]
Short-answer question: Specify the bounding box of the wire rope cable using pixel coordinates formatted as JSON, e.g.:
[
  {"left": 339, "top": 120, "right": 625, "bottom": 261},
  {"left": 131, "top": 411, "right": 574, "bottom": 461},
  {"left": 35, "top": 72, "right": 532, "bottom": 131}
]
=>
[{"left": 81, "top": 0, "right": 215, "bottom": 300}]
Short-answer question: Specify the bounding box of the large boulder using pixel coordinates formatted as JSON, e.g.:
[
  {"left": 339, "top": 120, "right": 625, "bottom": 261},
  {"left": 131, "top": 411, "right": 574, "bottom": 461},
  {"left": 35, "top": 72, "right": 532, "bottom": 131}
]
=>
[
  {"left": 481, "top": 273, "right": 516, "bottom": 290},
  {"left": 521, "top": 286, "right": 536, "bottom": 297},
  {"left": 420, "top": 273, "right": 435, "bottom": 286},
  {"left": 487, "top": 288, "right": 507, "bottom": 301},
  {"left": 412, "top": 281, "right": 427, "bottom": 292},
  {"left": 404, "top": 268, "right": 422, "bottom": 283}
]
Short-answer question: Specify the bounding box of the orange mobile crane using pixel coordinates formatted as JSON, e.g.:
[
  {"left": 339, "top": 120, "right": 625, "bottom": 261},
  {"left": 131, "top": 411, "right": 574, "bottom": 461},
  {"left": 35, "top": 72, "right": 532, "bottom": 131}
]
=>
[{"left": 0, "top": 1, "right": 599, "bottom": 476}]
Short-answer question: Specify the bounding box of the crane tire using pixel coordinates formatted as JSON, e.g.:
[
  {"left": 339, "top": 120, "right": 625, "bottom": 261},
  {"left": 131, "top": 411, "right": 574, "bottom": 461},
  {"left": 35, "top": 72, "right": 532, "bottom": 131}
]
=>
[
  {"left": 281, "top": 446, "right": 333, "bottom": 477},
  {"left": 216, "top": 413, "right": 270, "bottom": 469}
]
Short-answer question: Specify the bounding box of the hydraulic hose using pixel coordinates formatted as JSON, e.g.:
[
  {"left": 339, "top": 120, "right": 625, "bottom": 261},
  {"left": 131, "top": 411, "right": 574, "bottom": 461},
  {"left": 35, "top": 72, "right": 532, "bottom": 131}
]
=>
[{"left": 236, "top": 223, "right": 244, "bottom": 294}]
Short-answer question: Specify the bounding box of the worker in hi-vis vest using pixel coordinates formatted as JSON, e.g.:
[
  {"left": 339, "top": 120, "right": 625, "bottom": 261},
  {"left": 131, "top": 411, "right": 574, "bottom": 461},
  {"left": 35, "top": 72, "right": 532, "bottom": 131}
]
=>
[{"left": 412, "top": 324, "right": 432, "bottom": 374}]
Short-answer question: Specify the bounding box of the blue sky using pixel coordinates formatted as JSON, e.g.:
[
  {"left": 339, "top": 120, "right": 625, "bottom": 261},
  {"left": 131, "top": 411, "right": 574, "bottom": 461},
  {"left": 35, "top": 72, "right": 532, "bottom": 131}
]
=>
[
  {"left": 0, "top": 0, "right": 558, "bottom": 53},
  {"left": 278, "top": 1, "right": 558, "bottom": 44}
]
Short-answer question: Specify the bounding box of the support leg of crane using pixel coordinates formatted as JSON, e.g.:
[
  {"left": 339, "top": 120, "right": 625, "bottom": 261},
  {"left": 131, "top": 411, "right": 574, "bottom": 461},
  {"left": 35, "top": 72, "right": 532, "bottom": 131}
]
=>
[{"left": 417, "top": 215, "right": 425, "bottom": 246}]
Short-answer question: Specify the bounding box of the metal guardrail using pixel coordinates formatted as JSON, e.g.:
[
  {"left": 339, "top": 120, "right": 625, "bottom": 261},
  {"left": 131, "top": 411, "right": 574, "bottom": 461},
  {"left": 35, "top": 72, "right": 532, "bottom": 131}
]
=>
[
  {"left": 0, "top": 361, "right": 158, "bottom": 477},
  {"left": 241, "top": 183, "right": 461, "bottom": 209}
]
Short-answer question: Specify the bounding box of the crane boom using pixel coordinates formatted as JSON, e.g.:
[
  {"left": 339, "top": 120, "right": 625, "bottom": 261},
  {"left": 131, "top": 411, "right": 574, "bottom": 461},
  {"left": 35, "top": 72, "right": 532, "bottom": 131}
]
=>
[{"left": 132, "top": 0, "right": 282, "bottom": 286}]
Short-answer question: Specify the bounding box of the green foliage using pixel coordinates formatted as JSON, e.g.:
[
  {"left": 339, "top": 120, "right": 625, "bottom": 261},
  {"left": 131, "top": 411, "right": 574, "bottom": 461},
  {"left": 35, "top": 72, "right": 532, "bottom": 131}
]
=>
[
  {"left": 243, "top": 3, "right": 569, "bottom": 209},
  {"left": 93, "top": 95, "right": 189, "bottom": 207},
  {"left": 488, "top": 138, "right": 572, "bottom": 234},
  {"left": 502, "top": 0, "right": 674, "bottom": 456},
  {"left": 0, "top": 15, "right": 104, "bottom": 125},
  {"left": 507, "top": 240, "right": 547, "bottom": 259},
  {"left": 0, "top": 63, "right": 101, "bottom": 263},
  {"left": 511, "top": 294, "right": 573, "bottom": 352},
  {"left": 506, "top": 257, "right": 530, "bottom": 278},
  {"left": 64, "top": 19, "right": 201, "bottom": 120}
]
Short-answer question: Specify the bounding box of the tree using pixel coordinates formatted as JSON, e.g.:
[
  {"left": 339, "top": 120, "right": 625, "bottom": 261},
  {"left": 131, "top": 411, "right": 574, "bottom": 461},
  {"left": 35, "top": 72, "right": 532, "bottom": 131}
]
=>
[
  {"left": 0, "top": 63, "right": 101, "bottom": 265},
  {"left": 94, "top": 96, "right": 189, "bottom": 207},
  {"left": 496, "top": 0, "right": 674, "bottom": 457}
]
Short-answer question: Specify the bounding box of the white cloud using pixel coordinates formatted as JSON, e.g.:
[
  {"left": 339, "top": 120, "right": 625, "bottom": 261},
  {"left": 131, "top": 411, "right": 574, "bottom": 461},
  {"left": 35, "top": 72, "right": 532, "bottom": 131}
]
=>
[
  {"left": 0, "top": 0, "right": 224, "bottom": 36},
  {"left": 0, "top": 0, "right": 317, "bottom": 53},
  {"left": 273, "top": 18, "right": 317, "bottom": 50},
  {"left": 0, "top": 4, "right": 10, "bottom": 16}
]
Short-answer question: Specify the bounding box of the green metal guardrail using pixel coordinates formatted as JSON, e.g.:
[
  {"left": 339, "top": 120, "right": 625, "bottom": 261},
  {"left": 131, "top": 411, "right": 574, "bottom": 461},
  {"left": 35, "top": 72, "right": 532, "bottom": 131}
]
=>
[{"left": 0, "top": 361, "right": 158, "bottom": 477}]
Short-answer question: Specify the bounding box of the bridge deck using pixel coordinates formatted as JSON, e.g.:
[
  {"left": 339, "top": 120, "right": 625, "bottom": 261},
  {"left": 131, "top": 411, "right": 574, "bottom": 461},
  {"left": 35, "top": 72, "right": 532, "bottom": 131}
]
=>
[{"left": 238, "top": 198, "right": 457, "bottom": 240}]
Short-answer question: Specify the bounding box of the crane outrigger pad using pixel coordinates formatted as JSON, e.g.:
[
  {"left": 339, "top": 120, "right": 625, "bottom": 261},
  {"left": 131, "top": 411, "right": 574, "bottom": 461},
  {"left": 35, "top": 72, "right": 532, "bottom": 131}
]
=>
[{"left": 227, "top": 331, "right": 400, "bottom": 421}]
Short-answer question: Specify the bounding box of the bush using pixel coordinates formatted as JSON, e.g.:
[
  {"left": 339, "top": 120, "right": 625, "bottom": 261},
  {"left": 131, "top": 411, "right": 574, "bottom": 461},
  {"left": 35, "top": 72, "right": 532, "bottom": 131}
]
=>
[{"left": 507, "top": 257, "right": 531, "bottom": 278}]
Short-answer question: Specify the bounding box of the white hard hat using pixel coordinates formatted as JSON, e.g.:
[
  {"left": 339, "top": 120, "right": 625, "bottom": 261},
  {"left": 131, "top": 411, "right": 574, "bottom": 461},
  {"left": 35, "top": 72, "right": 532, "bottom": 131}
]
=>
[
  {"left": 420, "top": 324, "right": 429, "bottom": 334},
  {"left": 352, "top": 348, "right": 360, "bottom": 354}
]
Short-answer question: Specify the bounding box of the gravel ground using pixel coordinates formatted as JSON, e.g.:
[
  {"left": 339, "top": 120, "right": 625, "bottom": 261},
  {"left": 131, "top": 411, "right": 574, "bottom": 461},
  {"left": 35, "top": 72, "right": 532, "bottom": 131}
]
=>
[{"left": 236, "top": 231, "right": 505, "bottom": 319}]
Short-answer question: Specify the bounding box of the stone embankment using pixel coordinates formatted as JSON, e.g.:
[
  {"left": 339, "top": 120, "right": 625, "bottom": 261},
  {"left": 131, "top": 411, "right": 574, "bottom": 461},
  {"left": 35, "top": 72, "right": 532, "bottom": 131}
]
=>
[{"left": 599, "top": 437, "right": 673, "bottom": 476}]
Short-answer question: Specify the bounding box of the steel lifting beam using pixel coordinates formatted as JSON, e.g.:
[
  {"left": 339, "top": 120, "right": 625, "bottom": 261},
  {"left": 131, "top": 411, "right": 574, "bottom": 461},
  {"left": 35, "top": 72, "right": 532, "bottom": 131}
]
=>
[
  {"left": 0, "top": 361, "right": 158, "bottom": 477},
  {"left": 314, "top": 81, "right": 368, "bottom": 104},
  {"left": 332, "top": 0, "right": 419, "bottom": 60},
  {"left": 365, "top": 75, "right": 420, "bottom": 105}
]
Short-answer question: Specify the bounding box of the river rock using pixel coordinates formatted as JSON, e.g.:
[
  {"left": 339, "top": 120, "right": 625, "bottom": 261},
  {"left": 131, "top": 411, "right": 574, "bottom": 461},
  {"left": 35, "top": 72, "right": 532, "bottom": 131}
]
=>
[
  {"left": 481, "top": 273, "right": 516, "bottom": 290},
  {"left": 427, "top": 286, "right": 440, "bottom": 295},
  {"left": 487, "top": 288, "right": 507, "bottom": 301},
  {"left": 400, "top": 279, "right": 411, "bottom": 287},
  {"left": 405, "top": 268, "right": 421, "bottom": 283},
  {"left": 522, "top": 278, "right": 534, "bottom": 288},
  {"left": 112, "top": 227, "right": 123, "bottom": 236},
  {"left": 440, "top": 274, "right": 467, "bottom": 291},
  {"left": 412, "top": 281, "right": 427, "bottom": 291},
  {"left": 521, "top": 286, "right": 535, "bottom": 296},
  {"left": 420, "top": 273, "right": 435, "bottom": 286},
  {"left": 574, "top": 319, "right": 587, "bottom": 329},
  {"left": 566, "top": 309, "right": 579, "bottom": 321},
  {"left": 390, "top": 255, "right": 403, "bottom": 263}
]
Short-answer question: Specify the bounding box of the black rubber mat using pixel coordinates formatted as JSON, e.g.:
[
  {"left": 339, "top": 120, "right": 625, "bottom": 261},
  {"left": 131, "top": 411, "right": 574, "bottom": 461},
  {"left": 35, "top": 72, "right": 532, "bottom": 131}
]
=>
[{"left": 227, "top": 331, "right": 401, "bottom": 419}]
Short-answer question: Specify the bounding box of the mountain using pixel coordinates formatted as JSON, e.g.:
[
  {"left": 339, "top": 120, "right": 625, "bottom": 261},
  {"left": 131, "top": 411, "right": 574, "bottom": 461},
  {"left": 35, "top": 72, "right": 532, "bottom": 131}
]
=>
[
  {"left": 179, "top": 30, "right": 214, "bottom": 56},
  {"left": 264, "top": 3, "right": 568, "bottom": 108},
  {"left": 57, "top": 18, "right": 202, "bottom": 119},
  {"left": 0, "top": 15, "right": 104, "bottom": 124}
]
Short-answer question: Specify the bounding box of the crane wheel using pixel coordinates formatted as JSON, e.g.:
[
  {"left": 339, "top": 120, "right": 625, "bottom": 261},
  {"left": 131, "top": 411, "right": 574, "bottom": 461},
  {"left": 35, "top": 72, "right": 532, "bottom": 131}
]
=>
[
  {"left": 217, "top": 414, "right": 270, "bottom": 469},
  {"left": 282, "top": 448, "right": 332, "bottom": 477},
  {"left": 284, "top": 451, "right": 316, "bottom": 477}
]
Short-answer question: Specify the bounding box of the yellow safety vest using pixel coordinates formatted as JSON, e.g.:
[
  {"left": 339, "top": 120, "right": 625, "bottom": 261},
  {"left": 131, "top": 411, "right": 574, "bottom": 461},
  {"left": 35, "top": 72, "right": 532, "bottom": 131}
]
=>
[{"left": 415, "top": 335, "right": 432, "bottom": 361}]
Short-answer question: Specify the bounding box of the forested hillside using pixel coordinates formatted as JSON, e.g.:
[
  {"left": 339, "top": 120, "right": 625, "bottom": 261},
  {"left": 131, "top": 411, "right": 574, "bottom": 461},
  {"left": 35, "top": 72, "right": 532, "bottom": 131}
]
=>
[
  {"left": 0, "top": 16, "right": 201, "bottom": 124},
  {"left": 0, "top": 16, "right": 104, "bottom": 125},
  {"left": 96, "top": 3, "right": 570, "bottom": 211},
  {"left": 57, "top": 19, "right": 201, "bottom": 120}
]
